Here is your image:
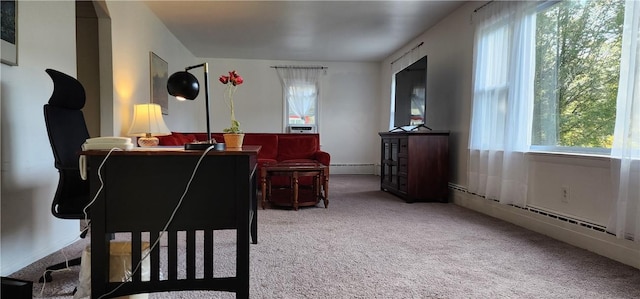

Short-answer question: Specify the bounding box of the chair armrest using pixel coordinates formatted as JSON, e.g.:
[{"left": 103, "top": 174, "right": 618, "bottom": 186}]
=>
[{"left": 313, "top": 151, "right": 331, "bottom": 166}]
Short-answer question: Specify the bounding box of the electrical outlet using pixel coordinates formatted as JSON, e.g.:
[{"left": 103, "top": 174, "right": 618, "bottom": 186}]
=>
[{"left": 561, "top": 186, "right": 570, "bottom": 203}]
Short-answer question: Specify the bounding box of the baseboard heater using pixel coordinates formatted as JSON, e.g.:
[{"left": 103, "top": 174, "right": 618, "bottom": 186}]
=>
[
  {"left": 448, "top": 183, "right": 609, "bottom": 234},
  {"left": 330, "top": 163, "right": 375, "bottom": 167},
  {"left": 329, "top": 163, "right": 376, "bottom": 175}
]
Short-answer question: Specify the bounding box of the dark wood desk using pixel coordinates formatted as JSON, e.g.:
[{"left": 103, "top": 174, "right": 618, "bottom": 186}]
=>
[{"left": 83, "top": 146, "right": 259, "bottom": 299}]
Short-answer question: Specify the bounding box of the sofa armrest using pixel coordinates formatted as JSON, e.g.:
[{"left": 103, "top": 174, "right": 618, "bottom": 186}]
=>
[{"left": 313, "top": 151, "right": 331, "bottom": 167}]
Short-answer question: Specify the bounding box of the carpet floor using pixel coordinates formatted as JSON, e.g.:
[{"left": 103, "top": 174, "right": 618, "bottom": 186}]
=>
[{"left": 8, "top": 174, "right": 640, "bottom": 298}]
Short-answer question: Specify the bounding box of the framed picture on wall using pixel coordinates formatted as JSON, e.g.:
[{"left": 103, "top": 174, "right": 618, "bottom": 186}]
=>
[
  {"left": 1, "top": 0, "right": 18, "bottom": 66},
  {"left": 150, "top": 52, "right": 168, "bottom": 115}
]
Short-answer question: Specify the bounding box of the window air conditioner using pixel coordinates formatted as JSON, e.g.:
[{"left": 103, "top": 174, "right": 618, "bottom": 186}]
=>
[{"left": 287, "top": 125, "right": 317, "bottom": 133}]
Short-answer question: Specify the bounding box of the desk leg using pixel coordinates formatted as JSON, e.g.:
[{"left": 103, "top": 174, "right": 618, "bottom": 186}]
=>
[
  {"left": 293, "top": 172, "right": 299, "bottom": 211},
  {"left": 261, "top": 168, "right": 267, "bottom": 209},
  {"left": 323, "top": 172, "right": 329, "bottom": 208},
  {"left": 237, "top": 218, "right": 250, "bottom": 299},
  {"left": 252, "top": 174, "right": 258, "bottom": 244},
  {"left": 314, "top": 174, "right": 320, "bottom": 205}
]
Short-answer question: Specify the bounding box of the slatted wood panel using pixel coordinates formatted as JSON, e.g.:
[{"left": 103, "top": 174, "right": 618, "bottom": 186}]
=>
[{"left": 86, "top": 148, "right": 258, "bottom": 299}]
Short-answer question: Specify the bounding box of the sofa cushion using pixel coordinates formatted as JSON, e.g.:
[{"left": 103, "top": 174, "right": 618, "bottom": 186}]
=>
[
  {"left": 158, "top": 135, "right": 179, "bottom": 146},
  {"left": 277, "top": 135, "right": 319, "bottom": 161},
  {"left": 243, "top": 134, "right": 278, "bottom": 160},
  {"left": 210, "top": 133, "right": 224, "bottom": 144},
  {"left": 158, "top": 133, "right": 197, "bottom": 146},
  {"left": 176, "top": 133, "right": 197, "bottom": 144}
]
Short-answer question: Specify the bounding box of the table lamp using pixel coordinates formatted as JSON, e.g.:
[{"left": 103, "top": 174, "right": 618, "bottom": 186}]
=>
[
  {"left": 127, "top": 103, "right": 171, "bottom": 147},
  {"left": 167, "top": 62, "right": 215, "bottom": 150}
]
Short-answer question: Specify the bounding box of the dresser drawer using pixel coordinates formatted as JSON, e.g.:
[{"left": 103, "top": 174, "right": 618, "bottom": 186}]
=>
[
  {"left": 398, "top": 176, "right": 408, "bottom": 192},
  {"left": 398, "top": 137, "right": 408, "bottom": 154},
  {"left": 398, "top": 157, "right": 408, "bottom": 174}
]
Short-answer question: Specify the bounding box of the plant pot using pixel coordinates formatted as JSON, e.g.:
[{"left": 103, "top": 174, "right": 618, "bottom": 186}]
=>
[{"left": 223, "top": 133, "right": 244, "bottom": 148}]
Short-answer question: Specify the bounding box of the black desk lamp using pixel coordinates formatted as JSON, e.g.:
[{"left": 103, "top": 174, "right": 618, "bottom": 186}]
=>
[{"left": 167, "top": 63, "right": 215, "bottom": 150}]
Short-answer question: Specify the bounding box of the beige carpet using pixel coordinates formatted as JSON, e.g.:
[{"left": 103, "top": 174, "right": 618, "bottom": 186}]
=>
[{"left": 8, "top": 175, "right": 640, "bottom": 298}]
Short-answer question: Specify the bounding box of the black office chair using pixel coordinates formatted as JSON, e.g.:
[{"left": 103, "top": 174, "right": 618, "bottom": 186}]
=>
[{"left": 40, "top": 68, "right": 91, "bottom": 283}]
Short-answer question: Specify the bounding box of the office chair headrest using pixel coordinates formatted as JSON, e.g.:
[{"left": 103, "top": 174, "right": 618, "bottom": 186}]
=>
[{"left": 46, "top": 69, "right": 86, "bottom": 110}]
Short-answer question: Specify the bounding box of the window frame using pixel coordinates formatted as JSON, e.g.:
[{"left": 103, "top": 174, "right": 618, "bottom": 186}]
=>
[
  {"left": 529, "top": 0, "right": 623, "bottom": 155},
  {"left": 284, "top": 82, "right": 318, "bottom": 126}
]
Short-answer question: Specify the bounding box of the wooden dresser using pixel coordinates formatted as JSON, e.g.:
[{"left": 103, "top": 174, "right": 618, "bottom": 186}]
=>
[{"left": 379, "top": 131, "right": 449, "bottom": 203}]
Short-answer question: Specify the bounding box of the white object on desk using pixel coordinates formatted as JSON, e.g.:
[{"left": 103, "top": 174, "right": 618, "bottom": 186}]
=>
[
  {"left": 84, "top": 136, "right": 132, "bottom": 144},
  {"left": 79, "top": 137, "right": 134, "bottom": 180},
  {"left": 82, "top": 137, "right": 134, "bottom": 150}
]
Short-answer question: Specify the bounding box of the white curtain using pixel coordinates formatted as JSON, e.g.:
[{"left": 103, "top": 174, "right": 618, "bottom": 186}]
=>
[
  {"left": 607, "top": 0, "right": 640, "bottom": 242},
  {"left": 275, "top": 67, "right": 321, "bottom": 123},
  {"left": 468, "top": 2, "right": 536, "bottom": 207}
]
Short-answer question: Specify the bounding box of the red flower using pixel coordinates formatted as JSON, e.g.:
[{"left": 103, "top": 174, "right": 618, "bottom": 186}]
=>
[
  {"left": 219, "top": 70, "right": 244, "bottom": 133},
  {"left": 232, "top": 76, "right": 244, "bottom": 86},
  {"left": 222, "top": 70, "right": 244, "bottom": 86}
]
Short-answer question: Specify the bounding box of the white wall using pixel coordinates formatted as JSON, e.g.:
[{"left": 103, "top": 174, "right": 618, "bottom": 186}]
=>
[
  {"left": 1, "top": 1, "right": 79, "bottom": 275},
  {"left": 527, "top": 153, "right": 614, "bottom": 224},
  {"left": 380, "top": 2, "right": 639, "bottom": 268},
  {"left": 0, "top": 0, "right": 198, "bottom": 275},
  {"left": 166, "top": 58, "right": 381, "bottom": 174},
  {"left": 378, "top": 7, "right": 473, "bottom": 184},
  {"left": 106, "top": 2, "right": 380, "bottom": 174},
  {"left": 105, "top": 1, "right": 197, "bottom": 137}
]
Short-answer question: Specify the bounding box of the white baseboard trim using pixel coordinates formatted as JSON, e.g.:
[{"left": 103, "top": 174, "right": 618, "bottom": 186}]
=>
[
  {"left": 451, "top": 188, "right": 640, "bottom": 269},
  {"left": 1, "top": 233, "right": 79, "bottom": 276},
  {"left": 329, "top": 163, "right": 376, "bottom": 175}
]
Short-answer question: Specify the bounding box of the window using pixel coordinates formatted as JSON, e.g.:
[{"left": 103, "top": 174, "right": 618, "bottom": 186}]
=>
[
  {"left": 470, "top": 3, "right": 535, "bottom": 153},
  {"left": 470, "top": 0, "right": 640, "bottom": 236},
  {"left": 531, "top": 0, "right": 624, "bottom": 152},
  {"left": 285, "top": 82, "right": 317, "bottom": 125},
  {"left": 275, "top": 67, "right": 323, "bottom": 129}
]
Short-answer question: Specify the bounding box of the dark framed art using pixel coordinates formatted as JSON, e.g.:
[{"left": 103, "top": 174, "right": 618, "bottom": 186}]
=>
[
  {"left": 150, "top": 52, "right": 168, "bottom": 114},
  {"left": 1, "top": 0, "right": 18, "bottom": 66}
]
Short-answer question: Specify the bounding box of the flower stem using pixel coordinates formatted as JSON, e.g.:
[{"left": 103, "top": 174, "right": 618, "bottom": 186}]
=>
[{"left": 225, "top": 85, "right": 238, "bottom": 128}]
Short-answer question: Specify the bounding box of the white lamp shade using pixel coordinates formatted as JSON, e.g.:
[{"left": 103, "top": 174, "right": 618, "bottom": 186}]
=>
[{"left": 128, "top": 103, "right": 171, "bottom": 137}]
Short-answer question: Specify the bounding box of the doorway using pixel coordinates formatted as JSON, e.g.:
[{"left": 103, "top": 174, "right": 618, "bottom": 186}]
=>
[{"left": 76, "top": 0, "right": 113, "bottom": 137}]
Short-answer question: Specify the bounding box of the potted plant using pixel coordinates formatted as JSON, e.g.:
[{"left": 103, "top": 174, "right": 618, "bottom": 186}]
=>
[{"left": 219, "top": 70, "right": 244, "bottom": 147}]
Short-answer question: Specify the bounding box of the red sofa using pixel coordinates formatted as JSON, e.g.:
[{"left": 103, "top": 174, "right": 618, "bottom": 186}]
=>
[{"left": 158, "top": 132, "right": 330, "bottom": 178}]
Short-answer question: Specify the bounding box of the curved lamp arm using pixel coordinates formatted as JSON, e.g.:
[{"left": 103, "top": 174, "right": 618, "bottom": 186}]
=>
[{"left": 167, "top": 63, "right": 213, "bottom": 148}]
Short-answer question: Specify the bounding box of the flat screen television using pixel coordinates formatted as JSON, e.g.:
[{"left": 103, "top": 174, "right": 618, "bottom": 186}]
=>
[{"left": 394, "top": 55, "right": 427, "bottom": 128}]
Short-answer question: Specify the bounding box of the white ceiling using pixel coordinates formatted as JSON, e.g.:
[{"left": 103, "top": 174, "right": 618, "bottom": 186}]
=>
[{"left": 144, "top": 1, "right": 466, "bottom": 62}]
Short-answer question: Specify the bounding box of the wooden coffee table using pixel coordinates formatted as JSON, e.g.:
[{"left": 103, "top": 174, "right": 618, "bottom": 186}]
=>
[{"left": 261, "top": 162, "right": 329, "bottom": 210}]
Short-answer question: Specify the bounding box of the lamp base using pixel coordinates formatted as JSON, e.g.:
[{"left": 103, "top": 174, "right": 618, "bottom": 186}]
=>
[
  {"left": 184, "top": 142, "right": 222, "bottom": 150},
  {"left": 138, "top": 137, "right": 159, "bottom": 147}
]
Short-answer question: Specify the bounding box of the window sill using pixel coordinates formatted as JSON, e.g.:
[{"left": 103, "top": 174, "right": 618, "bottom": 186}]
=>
[{"left": 527, "top": 150, "right": 612, "bottom": 168}]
